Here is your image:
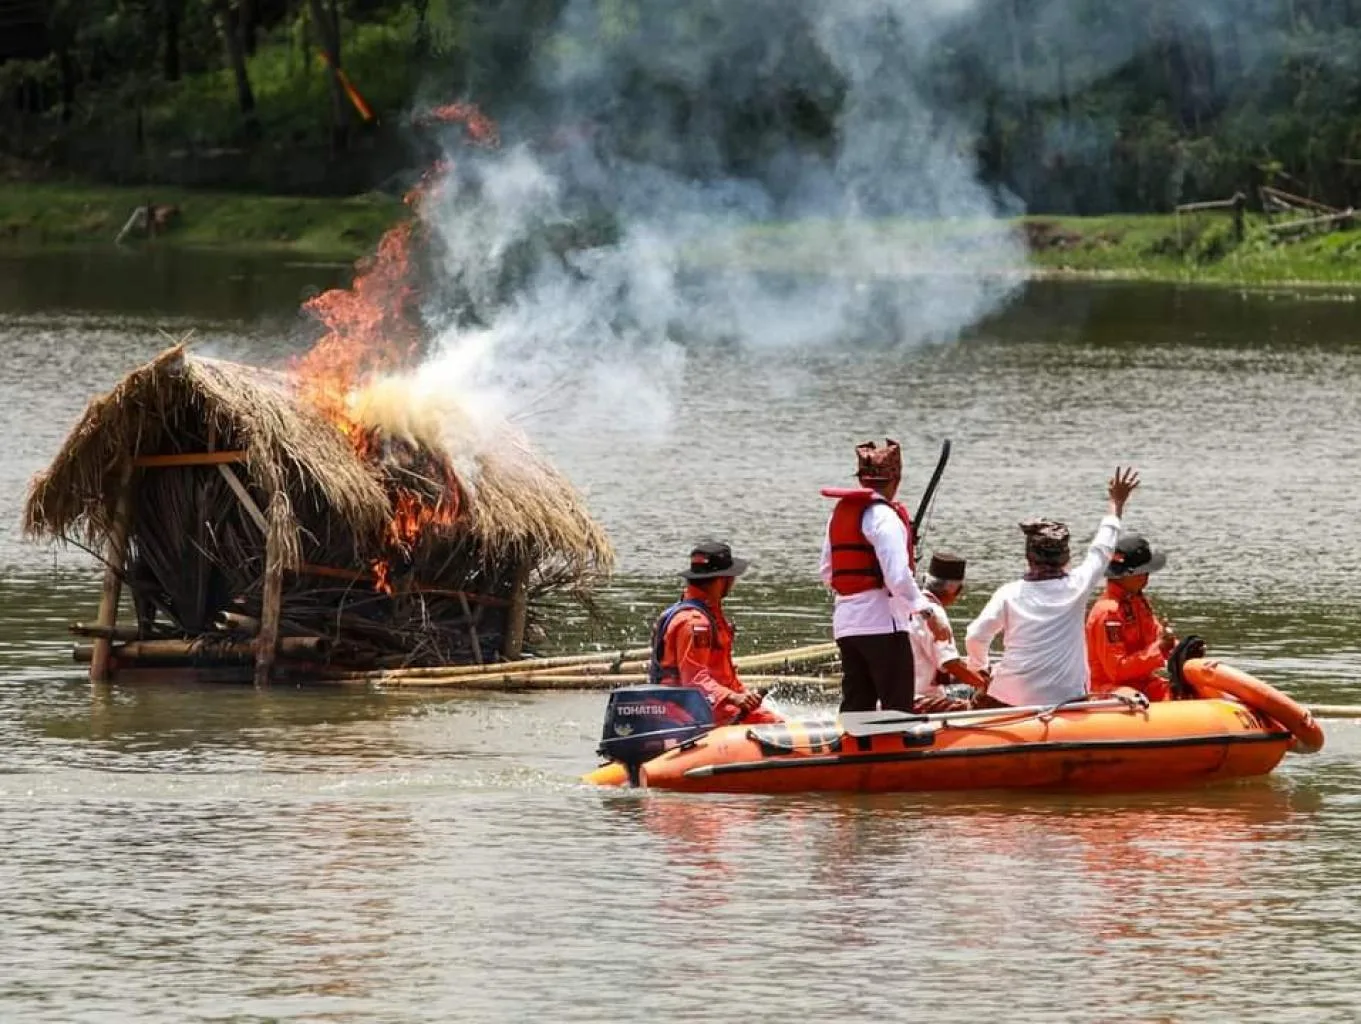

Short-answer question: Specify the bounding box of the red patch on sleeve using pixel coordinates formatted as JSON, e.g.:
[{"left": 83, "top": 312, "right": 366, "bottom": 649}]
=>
[
  {"left": 1103, "top": 620, "right": 1123, "bottom": 645},
  {"left": 690, "top": 623, "right": 712, "bottom": 649}
]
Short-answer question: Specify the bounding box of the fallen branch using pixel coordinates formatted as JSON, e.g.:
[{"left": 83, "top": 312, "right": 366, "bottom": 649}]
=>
[
  {"left": 1263, "top": 208, "right": 1354, "bottom": 236},
  {"left": 1259, "top": 185, "right": 1340, "bottom": 215}
]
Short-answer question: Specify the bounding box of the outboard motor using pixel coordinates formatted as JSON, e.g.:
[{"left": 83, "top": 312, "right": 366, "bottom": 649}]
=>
[{"left": 598, "top": 685, "right": 715, "bottom": 785}]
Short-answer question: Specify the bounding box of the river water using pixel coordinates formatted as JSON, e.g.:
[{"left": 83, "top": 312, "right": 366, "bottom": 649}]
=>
[{"left": 2, "top": 249, "right": 1359, "bottom": 1022}]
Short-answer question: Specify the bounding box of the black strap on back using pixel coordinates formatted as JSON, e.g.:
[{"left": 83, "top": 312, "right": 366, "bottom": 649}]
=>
[{"left": 648, "top": 598, "right": 717, "bottom": 685}]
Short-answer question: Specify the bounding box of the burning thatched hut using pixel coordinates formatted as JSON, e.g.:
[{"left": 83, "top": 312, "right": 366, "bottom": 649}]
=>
[{"left": 24, "top": 344, "right": 613, "bottom": 684}]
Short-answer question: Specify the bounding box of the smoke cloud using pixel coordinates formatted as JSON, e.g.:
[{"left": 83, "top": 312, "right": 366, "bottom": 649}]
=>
[{"left": 404, "top": 0, "right": 1026, "bottom": 443}]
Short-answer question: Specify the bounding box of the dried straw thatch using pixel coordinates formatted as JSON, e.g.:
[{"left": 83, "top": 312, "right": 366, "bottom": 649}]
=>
[
  {"left": 26, "top": 346, "right": 386, "bottom": 563},
  {"left": 25, "top": 344, "right": 613, "bottom": 668}
]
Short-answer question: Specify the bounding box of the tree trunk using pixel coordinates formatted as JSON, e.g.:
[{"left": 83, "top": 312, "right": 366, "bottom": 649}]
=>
[
  {"left": 306, "top": 0, "right": 350, "bottom": 151},
  {"left": 242, "top": 0, "right": 258, "bottom": 56},
  {"left": 415, "top": 0, "right": 429, "bottom": 59},
  {"left": 58, "top": 46, "right": 75, "bottom": 124},
  {"left": 163, "top": 0, "right": 182, "bottom": 82},
  {"left": 211, "top": 0, "right": 261, "bottom": 139}
]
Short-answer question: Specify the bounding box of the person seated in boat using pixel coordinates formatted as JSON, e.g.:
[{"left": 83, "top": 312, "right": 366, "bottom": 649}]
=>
[
  {"left": 909, "top": 552, "right": 991, "bottom": 712},
  {"left": 649, "top": 541, "right": 782, "bottom": 727},
  {"left": 819, "top": 438, "right": 945, "bottom": 714},
  {"left": 1086, "top": 532, "right": 1176, "bottom": 702},
  {"left": 964, "top": 467, "right": 1140, "bottom": 708}
]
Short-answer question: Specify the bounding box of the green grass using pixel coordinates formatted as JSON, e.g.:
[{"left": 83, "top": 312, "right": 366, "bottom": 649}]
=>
[
  {"left": 7, "top": 180, "right": 1361, "bottom": 287},
  {"left": 0, "top": 182, "right": 406, "bottom": 256},
  {"left": 1019, "top": 212, "right": 1361, "bottom": 285},
  {"left": 692, "top": 212, "right": 1361, "bottom": 287}
]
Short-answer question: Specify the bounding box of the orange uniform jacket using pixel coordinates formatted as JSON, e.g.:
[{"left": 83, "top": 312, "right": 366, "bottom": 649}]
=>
[
  {"left": 1086, "top": 582, "right": 1169, "bottom": 701},
  {"left": 660, "top": 586, "right": 782, "bottom": 726}
]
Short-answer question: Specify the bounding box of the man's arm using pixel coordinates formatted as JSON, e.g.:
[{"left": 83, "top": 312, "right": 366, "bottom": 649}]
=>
[
  {"left": 965, "top": 589, "right": 1007, "bottom": 671},
  {"left": 941, "top": 656, "right": 990, "bottom": 689},
  {"left": 1071, "top": 515, "right": 1122, "bottom": 594},
  {"left": 864, "top": 504, "right": 930, "bottom": 614},
  {"left": 1071, "top": 467, "right": 1139, "bottom": 594}
]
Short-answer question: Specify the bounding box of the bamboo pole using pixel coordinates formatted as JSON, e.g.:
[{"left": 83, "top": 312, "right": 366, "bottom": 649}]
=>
[
  {"left": 133, "top": 450, "right": 247, "bottom": 467},
  {"left": 75, "top": 636, "right": 329, "bottom": 664},
  {"left": 318, "top": 672, "right": 836, "bottom": 691},
  {"left": 734, "top": 642, "right": 840, "bottom": 671},
  {"left": 90, "top": 463, "right": 135, "bottom": 684},
  {"left": 254, "top": 493, "right": 286, "bottom": 688},
  {"left": 70, "top": 622, "right": 142, "bottom": 641},
  {"left": 502, "top": 558, "right": 531, "bottom": 661},
  {"left": 310, "top": 640, "right": 839, "bottom": 684},
  {"left": 215, "top": 610, "right": 260, "bottom": 634},
  {"left": 217, "top": 464, "right": 267, "bottom": 532},
  {"left": 311, "top": 645, "right": 655, "bottom": 682},
  {"left": 1306, "top": 705, "right": 1361, "bottom": 719},
  {"left": 456, "top": 592, "right": 484, "bottom": 665}
]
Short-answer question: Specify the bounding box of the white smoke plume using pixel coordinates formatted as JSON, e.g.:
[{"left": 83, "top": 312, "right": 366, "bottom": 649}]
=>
[{"left": 404, "top": 0, "right": 1025, "bottom": 442}]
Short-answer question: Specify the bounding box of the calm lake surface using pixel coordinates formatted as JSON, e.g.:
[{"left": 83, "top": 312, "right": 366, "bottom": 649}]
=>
[{"left": 2, "top": 248, "right": 1360, "bottom": 1022}]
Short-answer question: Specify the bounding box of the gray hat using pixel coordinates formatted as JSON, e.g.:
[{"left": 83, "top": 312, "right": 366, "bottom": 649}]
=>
[
  {"left": 1106, "top": 533, "right": 1167, "bottom": 578},
  {"left": 680, "top": 541, "right": 750, "bottom": 581}
]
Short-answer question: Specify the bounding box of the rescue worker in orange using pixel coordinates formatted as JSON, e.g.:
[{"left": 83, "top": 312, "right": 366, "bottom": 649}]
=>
[
  {"left": 649, "top": 541, "right": 783, "bottom": 727},
  {"left": 1085, "top": 532, "right": 1176, "bottom": 702}
]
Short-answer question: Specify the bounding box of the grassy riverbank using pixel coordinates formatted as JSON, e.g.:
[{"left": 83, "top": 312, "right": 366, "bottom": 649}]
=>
[
  {"left": 722, "top": 212, "right": 1361, "bottom": 286},
  {"left": 6, "top": 181, "right": 1361, "bottom": 285},
  {"left": 1021, "top": 213, "right": 1361, "bottom": 285},
  {"left": 0, "top": 182, "right": 403, "bottom": 258}
]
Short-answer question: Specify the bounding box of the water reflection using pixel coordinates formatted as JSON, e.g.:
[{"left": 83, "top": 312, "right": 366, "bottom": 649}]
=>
[
  {"left": 3, "top": 256, "right": 1361, "bottom": 1022},
  {"left": 0, "top": 248, "right": 349, "bottom": 320}
]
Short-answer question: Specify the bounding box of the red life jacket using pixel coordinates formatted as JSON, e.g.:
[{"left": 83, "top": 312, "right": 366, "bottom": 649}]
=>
[{"left": 821, "top": 487, "right": 915, "bottom": 595}]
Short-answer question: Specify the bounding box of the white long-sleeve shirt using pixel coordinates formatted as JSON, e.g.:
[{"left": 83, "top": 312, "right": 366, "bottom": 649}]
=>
[
  {"left": 964, "top": 514, "right": 1122, "bottom": 706},
  {"left": 820, "top": 503, "right": 931, "bottom": 639},
  {"left": 910, "top": 599, "right": 960, "bottom": 697}
]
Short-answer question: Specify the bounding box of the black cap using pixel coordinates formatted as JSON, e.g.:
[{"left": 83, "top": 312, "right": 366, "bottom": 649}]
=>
[
  {"left": 927, "top": 552, "right": 966, "bottom": 581},
  {"left": 680, "top": 541, "right": 750, "bottom": 581},
  {"left": 1106, "top": 533, "right": 1167, "bottom": 578}
]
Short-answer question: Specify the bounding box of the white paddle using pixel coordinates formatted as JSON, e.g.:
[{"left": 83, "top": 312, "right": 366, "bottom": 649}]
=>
[{"left": 839, "top": 695, "right": 1146, "bottom": 738}]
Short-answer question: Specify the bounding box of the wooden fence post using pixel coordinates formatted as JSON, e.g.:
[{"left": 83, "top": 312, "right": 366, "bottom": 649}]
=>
[
  {"left": 501, "top": 558, "right": 531, "bottom": 661},
  {"left": 90, "top": 463, "right": 135, "bottom": 684},
  {"left": 253, "top": 493, "right": 286, "bottom": 687}
]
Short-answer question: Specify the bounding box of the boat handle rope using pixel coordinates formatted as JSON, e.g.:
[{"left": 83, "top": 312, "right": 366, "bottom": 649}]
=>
[{"left": 947, "top": 691, "right": 1150, "bottom": 731}]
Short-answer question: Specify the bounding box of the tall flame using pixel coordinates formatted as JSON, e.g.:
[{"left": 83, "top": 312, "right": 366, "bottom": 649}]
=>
[{"left": 291, "top": 103, "right": 500, "bottom": 592}]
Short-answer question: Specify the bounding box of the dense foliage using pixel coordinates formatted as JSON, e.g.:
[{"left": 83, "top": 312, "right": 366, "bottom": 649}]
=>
[{"left": 5, "top": 0, "right": 1361, "bottom": 211}]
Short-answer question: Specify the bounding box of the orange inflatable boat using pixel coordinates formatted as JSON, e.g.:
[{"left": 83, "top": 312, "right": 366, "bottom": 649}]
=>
[{"left": 584, "top": 656, "right": 1322, "bottom": 795}]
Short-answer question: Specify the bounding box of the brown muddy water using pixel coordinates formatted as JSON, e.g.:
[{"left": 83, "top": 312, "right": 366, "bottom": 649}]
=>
[{"left": 1, "top": 248, "right": 1360, "bottom": 1022}]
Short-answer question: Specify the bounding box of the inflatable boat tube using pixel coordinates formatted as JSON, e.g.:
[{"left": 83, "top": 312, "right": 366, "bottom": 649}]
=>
[{"left": 1182, "top": 658, "right": 1326, "bottom": 754}]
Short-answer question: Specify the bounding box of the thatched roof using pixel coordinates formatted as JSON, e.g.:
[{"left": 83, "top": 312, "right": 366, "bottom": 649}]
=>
[{"left": 23, "top": 345, "right": 614, "bottom": 578}]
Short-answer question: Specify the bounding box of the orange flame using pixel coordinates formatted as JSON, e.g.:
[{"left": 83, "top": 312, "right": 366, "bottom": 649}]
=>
[
  {"left": 416, "top": 103, "right": 501, "bottom": 147},
  {"left": 290, "top": 103, "right": 500, "bottom": 594},
  {"left": 294, "top": 222, "right": 419, "bottom": 438}
]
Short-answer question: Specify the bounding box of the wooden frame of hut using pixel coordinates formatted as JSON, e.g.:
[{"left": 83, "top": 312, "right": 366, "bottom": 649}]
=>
[{"left": 24, "top": 345, "right": 613, "bottom": 685}]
